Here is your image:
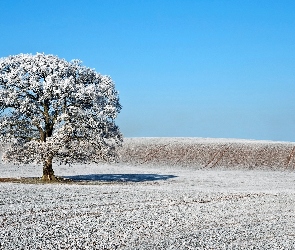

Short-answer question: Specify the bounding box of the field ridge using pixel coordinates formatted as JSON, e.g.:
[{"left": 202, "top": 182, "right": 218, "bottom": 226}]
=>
[{"left": 119, "top": 137, "right": 295, "bottom": 170}]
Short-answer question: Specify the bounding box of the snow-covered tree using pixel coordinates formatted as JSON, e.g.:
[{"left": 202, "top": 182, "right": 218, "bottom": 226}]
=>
[{"left": 0, "top": 53, "right": 122, "bottom": 181}]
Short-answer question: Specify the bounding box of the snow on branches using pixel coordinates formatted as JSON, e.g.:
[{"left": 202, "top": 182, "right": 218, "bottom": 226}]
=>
[{"left": 0, "top": 53, "right": 122, "bottom": 179}]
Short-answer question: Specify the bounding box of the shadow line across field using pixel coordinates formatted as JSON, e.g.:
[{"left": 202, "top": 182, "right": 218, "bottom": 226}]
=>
[{"left": 63, "top": 174, "right": 177, "bottom": 182}]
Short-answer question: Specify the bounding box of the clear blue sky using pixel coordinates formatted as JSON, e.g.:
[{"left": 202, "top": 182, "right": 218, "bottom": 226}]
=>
[{"left": 0, "top": 0, "right": 294, "bottom": 141}]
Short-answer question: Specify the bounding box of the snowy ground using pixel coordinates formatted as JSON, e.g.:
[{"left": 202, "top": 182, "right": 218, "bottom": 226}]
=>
[{"left": 1, "top": 138, "right": 295, "bottom": 249}]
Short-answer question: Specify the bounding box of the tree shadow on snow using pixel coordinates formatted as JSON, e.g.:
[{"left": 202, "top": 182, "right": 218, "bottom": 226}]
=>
[{"left": 63, "top": 174, "right": 177, "bottom": 182}]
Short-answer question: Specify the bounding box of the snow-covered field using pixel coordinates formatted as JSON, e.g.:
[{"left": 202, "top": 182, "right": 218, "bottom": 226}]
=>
[{"left": 1, "top": 138, "right": 295, "bottom": 249}]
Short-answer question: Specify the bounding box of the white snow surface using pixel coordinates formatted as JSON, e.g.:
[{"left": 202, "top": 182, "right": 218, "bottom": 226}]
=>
[{"left": 1, "top": 137, "right": 295, "bottom": 249}]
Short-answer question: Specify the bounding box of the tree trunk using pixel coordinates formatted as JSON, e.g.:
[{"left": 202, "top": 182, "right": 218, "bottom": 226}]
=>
[{"left": 42, "top": 157, "right": 56, "bottom": 181}]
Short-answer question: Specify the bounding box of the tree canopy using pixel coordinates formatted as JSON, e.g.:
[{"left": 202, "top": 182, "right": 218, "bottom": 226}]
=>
[{"left": 0, "top": 53, "right": 122, "bottom": 180}]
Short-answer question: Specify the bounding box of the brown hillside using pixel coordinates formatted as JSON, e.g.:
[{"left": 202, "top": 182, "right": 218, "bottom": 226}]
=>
[{"left": 119, "top": 138, "right": 295, "bottom": 170}]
